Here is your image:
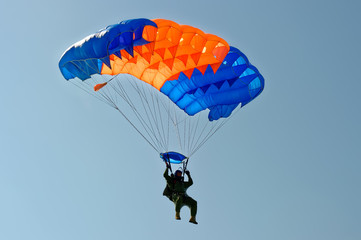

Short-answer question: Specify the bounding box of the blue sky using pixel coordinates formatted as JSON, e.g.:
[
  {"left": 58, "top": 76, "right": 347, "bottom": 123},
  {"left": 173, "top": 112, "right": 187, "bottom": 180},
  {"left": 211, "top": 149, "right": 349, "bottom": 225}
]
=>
[{"left": 0, "top": 0, "right": 360, "bottom": 239}]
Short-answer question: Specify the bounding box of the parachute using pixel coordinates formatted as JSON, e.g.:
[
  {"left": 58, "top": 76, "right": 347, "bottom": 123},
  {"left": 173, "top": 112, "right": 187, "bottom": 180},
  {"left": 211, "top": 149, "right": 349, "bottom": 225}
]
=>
[{"left": 59, "top": 18, "right": 264, "bottom": 161}]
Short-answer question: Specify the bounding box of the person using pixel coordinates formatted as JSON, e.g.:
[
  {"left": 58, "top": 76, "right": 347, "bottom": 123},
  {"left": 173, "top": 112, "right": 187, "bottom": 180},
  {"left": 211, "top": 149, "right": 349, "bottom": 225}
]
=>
[{"left": 163, "top": 164, "right": 198, "bottom": 224}]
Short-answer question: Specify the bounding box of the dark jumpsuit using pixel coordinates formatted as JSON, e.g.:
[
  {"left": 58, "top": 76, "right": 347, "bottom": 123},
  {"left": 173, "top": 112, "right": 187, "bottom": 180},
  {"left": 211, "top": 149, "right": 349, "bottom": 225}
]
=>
[{"left": 163, "top": 168, "right": 197, "bottom": 217}]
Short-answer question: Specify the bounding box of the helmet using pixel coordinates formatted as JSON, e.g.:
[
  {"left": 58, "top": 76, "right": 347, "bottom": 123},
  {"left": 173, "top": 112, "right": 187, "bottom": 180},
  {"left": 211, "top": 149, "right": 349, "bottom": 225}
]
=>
[
  {"left": 174, "top": 170, "right": 183, "bottom": 181},
  {"left": 175, "top": 170, "right": 182, "bottom": 177}
]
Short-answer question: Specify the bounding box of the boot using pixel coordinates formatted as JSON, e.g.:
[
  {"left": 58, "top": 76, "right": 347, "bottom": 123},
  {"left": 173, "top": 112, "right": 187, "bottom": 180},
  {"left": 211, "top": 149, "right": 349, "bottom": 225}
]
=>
[
  {"left": 189, "top": 216, "right": 198, "bottom": 224},
  {"left": 175, "top": 212, "right": 181, "bottom": 220}
]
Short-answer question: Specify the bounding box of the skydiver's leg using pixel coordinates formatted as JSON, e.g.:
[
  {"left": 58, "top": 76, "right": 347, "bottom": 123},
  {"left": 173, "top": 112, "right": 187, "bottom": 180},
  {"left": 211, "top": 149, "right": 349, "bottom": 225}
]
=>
[
  {"left": 183, "top": 196, "right": 197, "bottom": 216},
  {"left": 173, "top": 194, "right": 183, "bottom": 220},
  {"left": 184, "top": 196, "right": 198, "bottom": 224}
]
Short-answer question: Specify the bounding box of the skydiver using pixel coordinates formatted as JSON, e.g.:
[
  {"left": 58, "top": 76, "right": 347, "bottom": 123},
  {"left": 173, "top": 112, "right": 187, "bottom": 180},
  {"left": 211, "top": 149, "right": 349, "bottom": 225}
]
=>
[{"left": 163, "top": 164, "right": 198, "bottom": 224}]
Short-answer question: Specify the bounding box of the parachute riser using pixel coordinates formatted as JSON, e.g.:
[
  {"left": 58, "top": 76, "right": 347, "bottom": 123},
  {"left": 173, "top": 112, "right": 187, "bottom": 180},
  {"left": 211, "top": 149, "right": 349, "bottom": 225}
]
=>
[
  {"left": 182, "top": 158, "right": 189, "bottom": 177},
  {"left": 165, "top": 157, "right": 173, "bottom": 175}
]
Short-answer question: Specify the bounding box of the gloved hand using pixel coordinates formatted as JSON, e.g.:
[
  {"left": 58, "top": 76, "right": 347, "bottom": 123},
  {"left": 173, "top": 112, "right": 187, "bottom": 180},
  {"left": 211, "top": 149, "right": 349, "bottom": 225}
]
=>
[{"left": 185, "top": 170, "right": 190, "bottom": 175}]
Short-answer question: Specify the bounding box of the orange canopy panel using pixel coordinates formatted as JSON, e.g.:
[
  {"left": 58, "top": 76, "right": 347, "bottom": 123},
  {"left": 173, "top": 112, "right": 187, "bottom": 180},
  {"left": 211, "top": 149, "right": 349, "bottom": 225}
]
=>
[{"left": 100, "top": 19, "right": 230, "bottom": 90}]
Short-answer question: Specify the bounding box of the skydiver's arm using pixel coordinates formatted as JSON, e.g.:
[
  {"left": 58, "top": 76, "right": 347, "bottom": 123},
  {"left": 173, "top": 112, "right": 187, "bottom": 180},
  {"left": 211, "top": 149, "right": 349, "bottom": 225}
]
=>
[
  {"left": 184, "top": 171, "right": 193, "bottom": 188},
  {"left": 163, "top": 167, "right": 171, "bottom": 182}
]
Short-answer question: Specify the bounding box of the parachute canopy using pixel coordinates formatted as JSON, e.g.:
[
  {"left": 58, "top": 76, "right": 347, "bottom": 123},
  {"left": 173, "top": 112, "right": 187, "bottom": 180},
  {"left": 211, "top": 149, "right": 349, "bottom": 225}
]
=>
[{"left": 59, "top": 18, "right": 264, "bottom": 121}]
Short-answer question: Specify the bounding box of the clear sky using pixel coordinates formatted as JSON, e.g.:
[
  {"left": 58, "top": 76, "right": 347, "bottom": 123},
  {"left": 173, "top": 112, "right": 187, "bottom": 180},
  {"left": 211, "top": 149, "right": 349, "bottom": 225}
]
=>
[{"left": 0, "top": 0, "right": 360, "bottom": 239}]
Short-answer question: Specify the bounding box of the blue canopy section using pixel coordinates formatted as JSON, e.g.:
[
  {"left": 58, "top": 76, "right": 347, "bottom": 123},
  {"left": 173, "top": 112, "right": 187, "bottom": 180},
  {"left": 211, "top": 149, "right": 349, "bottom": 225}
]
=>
[
  {"left": 160, "top": 152, "right": 187, "bottom": 164},
  {"left": 58, "top": 18, "right": 157, "bottom": 81},
  {"left": 160, "top": 47, "right": 264, "bottom": 121}
]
